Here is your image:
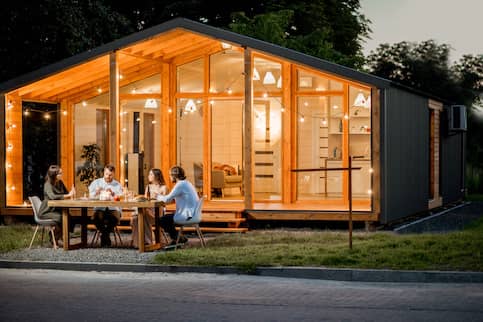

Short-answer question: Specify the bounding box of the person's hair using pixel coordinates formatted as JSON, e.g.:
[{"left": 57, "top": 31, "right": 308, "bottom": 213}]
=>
[
  {"left": 151, "top": 168, "right": 166, "bottom": 185},
  {"left": 170, "top": 165, "right": 186, "bottom": 180},
  {"left": 45, "top": 165, "right": 60, "bottom": 184},
  {"left": 104, "top": 164, "right": 115, "bottom": 172}
]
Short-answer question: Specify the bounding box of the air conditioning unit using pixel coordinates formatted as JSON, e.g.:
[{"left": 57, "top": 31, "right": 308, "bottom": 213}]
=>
[{"left": 448, "top": 105, "right": 467, "bottom": 131}]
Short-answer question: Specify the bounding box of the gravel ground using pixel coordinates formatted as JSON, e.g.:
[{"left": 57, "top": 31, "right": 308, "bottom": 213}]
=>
[
  {"left": 2, "top": 201, "right": 482, "bottom": 264},
  {"left": 0, "top": 233, "right": 161, "bottom": 264}
]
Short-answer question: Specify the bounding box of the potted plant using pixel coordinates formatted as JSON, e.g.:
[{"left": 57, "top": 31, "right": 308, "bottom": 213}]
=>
[{"left": 76, "top": 143, "right": 103, "bottom": 189}]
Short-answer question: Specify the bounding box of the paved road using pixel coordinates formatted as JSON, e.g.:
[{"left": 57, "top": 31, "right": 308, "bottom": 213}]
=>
[{"left": 1, "top": 269, "right": 482, "bottom": 322}]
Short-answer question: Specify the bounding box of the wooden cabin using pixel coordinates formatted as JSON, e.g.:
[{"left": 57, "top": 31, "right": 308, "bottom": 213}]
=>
[{"left": 0, "top": 18, "right": 466, "bottom": 228}]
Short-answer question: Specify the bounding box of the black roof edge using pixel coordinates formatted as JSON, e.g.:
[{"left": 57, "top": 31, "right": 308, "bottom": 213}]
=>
[{"left": 1, "top": 17, "right": 416, "bottom": 96}]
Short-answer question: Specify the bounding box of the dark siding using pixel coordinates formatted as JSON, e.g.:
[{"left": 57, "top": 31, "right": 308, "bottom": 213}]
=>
[
  {"left": 380, "top": 89, "right": 429, "bottom": 223},
  {"left": 441, "top": 129, "right": 465, "bottom": 202}
]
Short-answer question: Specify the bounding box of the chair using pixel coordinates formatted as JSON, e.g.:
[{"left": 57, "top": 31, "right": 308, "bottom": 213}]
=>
[
  {"left": 174, "top": 196, "right": 206, "bottom": 249},
  {"left": 211, "top": 169, "right": 243, "bottom": 197},
  {"left": 90, "top": 226, "right": 123, "bottom": 247},
  {"left": 28, "top": 196, "right": 58, "bottom": 249},
  {"left": 193, "top": 162, "right": 203, "bottom": 194}
]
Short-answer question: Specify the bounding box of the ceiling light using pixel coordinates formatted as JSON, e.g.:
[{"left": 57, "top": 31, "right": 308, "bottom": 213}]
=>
[
  {"left": 263, "top": 71, "right": 276, "bottom": 85},
  {"left": 184, "top": 99, "right": 197, "bottom": 112},
  {"left": 144, "top": 99, "right": 158, "bottom": 109},
  {"left": 353, "top": 92, "right": 366, "bottom": 107}
]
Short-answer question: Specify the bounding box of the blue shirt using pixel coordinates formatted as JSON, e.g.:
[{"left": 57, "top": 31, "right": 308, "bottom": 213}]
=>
[{"left": 157, "top": 180, "right": 199, "bottom": 222}]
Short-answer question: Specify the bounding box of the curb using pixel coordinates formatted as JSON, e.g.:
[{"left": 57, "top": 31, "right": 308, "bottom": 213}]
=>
[{"left": 1, "top": 260, "right": 482, "bottom": 283}]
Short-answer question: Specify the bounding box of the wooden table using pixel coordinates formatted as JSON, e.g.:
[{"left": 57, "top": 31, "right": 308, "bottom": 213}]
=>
[{"left": 48, "top": 199, "right": 165, "bottom": 252}]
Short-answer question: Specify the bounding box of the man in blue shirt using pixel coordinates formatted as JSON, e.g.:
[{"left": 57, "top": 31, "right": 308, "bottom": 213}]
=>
[
  {"left": 157, "top": 166, "right": 199, "bottom": 246},
  {"left": 88, "top": 164, "right": 123, "bottom": 247}
]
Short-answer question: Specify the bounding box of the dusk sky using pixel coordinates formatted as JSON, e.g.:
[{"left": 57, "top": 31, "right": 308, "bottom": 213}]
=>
[{"left": 360, "top": 0, "right": 483, "bottom": 62}]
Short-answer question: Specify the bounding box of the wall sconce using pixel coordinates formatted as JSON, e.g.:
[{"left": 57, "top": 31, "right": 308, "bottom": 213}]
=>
[{"left": 263, "top": 71, "right": 276, "bottom": 85}]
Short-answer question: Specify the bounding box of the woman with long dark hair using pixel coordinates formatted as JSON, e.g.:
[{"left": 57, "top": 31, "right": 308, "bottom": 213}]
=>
[
  {"left": 37, "top": 165, "right": 75, "bottom": 244},
  {"left": 131, "top": 168, "right": 168, "bottom": 248}
]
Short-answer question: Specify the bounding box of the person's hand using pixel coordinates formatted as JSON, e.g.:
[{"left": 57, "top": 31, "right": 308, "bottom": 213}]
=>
[
  {"left": 70, "top": 186, "right": 76, "bottom": 199},
  {"left": 95, "top": 187, "right": 102, "bottom": 195}
]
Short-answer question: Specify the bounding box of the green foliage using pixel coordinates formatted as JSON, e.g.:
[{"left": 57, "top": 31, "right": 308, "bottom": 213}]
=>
[
  {"left": 75, "top": 144, "right": 103, "bottom": 188},
  {"left": 366, "top": 42, "right": 483, "bottom": 193},
  {"left": 1, "top": 0, "right": 370, "bottom": 82},
  {"left": 148, "top": 222, "right": 483, "bottom": 271},
  {"left": 0, "top": 225, "right": 34, "bottom": 252}
]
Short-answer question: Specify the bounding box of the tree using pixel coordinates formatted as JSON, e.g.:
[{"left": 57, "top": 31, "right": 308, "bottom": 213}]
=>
[
  {"left": 1, "top": 0, "right": 370, "bottom": 83},
  {"left": 0, "top": 0, "right": 132, "bottom": 82},
  {"left": 366, "top": 41, "right": 483, "bottom": 192}
]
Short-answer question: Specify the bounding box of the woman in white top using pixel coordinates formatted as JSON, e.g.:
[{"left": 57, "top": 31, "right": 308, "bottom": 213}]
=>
[
  {"left": 157, "top": 166, "right": 199, "bottom": 245},
  {"left": 131, "top": 168, "right": 168, "bottom": 248}
]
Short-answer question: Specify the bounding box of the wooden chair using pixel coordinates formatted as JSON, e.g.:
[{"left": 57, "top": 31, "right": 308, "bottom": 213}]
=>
[
  {"left": 28, "top": 196, "right": 58, "bottom": 249},
  {"left": 174, "top": 196, "right": 206, "bottom": 249},
  {"left": 90, "top": 227, "right": 123, "bottom": 247}
]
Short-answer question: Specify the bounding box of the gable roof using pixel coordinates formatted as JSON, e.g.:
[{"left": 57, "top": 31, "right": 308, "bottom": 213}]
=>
[{"left": 0, "top": 17, "right": 393, "bottom": 100}]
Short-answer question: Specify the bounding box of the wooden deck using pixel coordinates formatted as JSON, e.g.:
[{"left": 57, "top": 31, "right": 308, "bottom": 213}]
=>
[{"left": 3, "top": 199, "right": 377, "bottom": 232}]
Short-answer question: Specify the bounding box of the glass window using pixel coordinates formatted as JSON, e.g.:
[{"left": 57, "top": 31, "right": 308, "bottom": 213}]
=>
[
  {"left": 74, "top": 94, "right": 109, "bottom": 196},
  {"left": 253, "top": 57, "right": 281, "bottom": 93},
  {"left": 297, "top": 70, "right": 343, "bottom": 92},
  {"left": 120, "top": 74, "right": 161, "bottom": 95},
  {"left": 349, "top": 86, "right": 372, "bottom": 200},
  {"left": 21, "top": 102, "right": 59, "bottom": 202},
  {"left": 253, "top": 98, "right": 282, "bottom": 201},
  {"left": 211, "top": 100, "right": 243, "bottom": 200},
  {"left": 119, "top": 98, "right": 162, "bottom": 194},
  {"left": 177, "top": 98, "right": 204, "bottom": 189},
  {"left": 177, "top": 58, "right": 204, "bottom": 93},
  {"left": 297, "top": 95, "right": 344, "bottom": 200},
  {"left": 210, "top": 50, "right": 244, "bottom": 94}
]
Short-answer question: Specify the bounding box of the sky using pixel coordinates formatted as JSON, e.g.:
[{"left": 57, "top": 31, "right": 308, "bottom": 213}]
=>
[{"left": 360, "top": 0, "right": 483, "bottom": 62}]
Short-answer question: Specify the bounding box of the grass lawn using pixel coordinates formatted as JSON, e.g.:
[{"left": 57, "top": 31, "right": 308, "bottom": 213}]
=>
[{"left": 2, "top": 218, "right": 482, "bottom": 273}]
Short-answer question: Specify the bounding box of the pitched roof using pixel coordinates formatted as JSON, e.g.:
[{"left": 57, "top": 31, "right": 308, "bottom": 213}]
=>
[{"left": 0, "top": 17, "right": 393, "bottom": 99}]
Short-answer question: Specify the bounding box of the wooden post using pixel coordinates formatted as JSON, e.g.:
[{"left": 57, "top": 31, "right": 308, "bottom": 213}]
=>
[{"left": 348, "top": 156, "right": 353, "bottom": 250}]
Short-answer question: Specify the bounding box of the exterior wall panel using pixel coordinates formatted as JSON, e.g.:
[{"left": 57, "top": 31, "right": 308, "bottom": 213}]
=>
[
  {"left": 381, "top": 88, "right": 429, "bottom": 223},
  {"left": 441, "top": 129, "right": 465, "bottom": 202}
]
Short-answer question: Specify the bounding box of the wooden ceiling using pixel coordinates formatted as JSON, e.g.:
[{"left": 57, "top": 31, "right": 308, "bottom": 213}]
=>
[{"left": 11, "top": 29, "right": 225, "bottom": 103}]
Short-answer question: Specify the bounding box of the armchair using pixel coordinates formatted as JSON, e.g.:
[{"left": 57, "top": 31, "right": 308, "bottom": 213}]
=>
[
  {"left": 211, "top": 169, "right": 243, "bottom": 197},
  {"left": 193, "top": 162, "right": 243, "bottom": 197}
]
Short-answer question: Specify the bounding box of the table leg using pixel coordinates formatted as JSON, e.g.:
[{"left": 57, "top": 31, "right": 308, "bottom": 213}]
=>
[
  {"left": 138, "top": 208, "right": 145, "bottom": 253},
  {"left": 81, "top": 207, "right": 88, "bottom": 247},
  {"left": 154, "top": 206, "right": 161, "bottom": 244},
  {"left": 62, "top": 208, "right": 70, "bottom": 250}
]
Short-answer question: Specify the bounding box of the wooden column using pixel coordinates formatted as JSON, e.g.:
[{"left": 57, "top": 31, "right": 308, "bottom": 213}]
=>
[
  {"left": 161, "top": 62, "right": 171, "bottom": 177},
  {"left": 281, "top": 61, "right": 292, "bottom": 203},
  {"left": 243, "top": 48, "right": 253, "bottom": 208},
  {"left": 109, "top": 52, "right": 120, "bottom": 168}
]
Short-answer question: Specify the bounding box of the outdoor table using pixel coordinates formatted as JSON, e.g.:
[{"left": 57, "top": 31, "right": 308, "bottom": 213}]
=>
[{"left": 47, "top": 199, "right": 165, "bottom": 252}]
